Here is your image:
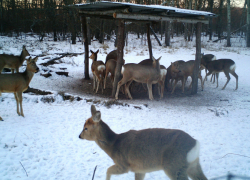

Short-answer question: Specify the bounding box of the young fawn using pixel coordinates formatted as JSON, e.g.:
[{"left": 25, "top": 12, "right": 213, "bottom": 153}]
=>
[
  {"left": 89, "top": 49, "right": 106, "bottom": 94},
  {"left": 79, "top": 105, "right": 208, "bottom": 180},
  {"left": 202, "top": 59, "right": 238, "bottom": 90},
  {"left": 0, "top": 57, "right": 39, "bottom": 120},
  {"left": 0, "top": 45, "right": 30, "bottom": 74}
]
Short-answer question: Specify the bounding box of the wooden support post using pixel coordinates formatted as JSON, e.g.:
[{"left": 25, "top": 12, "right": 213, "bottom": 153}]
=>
[
  {"left": 147, "top": 23, "right": 153, "bottom": 60},
  {"left": 191, "top": 22, "right": 202, "bottom": 95},
  {"left": 81, "top": 16, "right": 90, "bottom": 80},
  {"left": 112, "top": 19, "right": 125, "bottom": 97}
]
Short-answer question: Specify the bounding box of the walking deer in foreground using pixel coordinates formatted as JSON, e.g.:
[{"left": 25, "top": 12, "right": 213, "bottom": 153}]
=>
[
  {"left": 90, "top": 50, "right": 106, "bottom": 94},
  {"left": 171, "top": 60, "right": 203, "bottom": 94},
  {"left": 79, "top": 105, "right": 208, "bottom": 180},
  {"left": 202, "top": 59, "right": 238, "bottom": 90},
  {"left": 0, "top": 45, "right": 30, "bottom": 74},
  {"left": 0, "top": 57, "right": 39, "bottom": 121},
  {"left": 115, "top": 56, "right": 161, "bottom": 100}
]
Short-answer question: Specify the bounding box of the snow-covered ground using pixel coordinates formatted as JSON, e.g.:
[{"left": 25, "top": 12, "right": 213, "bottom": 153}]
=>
[{"left": 0, "top": 33, "right": 250, "bottom": 180}]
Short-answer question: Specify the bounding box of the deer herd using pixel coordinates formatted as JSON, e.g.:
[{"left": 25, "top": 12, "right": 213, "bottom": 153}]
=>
[
  {"left": 0, "top": 45, "right": 240, "bottom": 179},
  {"left": 91, "top": 49, "right": 238, "bottom": 100}
]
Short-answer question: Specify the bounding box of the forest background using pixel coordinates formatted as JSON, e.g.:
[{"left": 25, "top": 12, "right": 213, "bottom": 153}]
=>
[{"left": 0, "top": 0, "right": 249, "bottom": 48}]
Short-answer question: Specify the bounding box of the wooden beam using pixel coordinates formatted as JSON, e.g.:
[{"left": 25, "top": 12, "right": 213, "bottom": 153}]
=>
[
  {"left": 191, "top": 22, "right": 202, "bottom": 95},
  {"left": 112, "top": 19, "right": 125, "bottom": 97},
  {"left": 113, "top": 13, "right": 209, "bottom": 24},
  {"left": 81, "top": 16, "right": 90, "bottom": 80},
  {"left": 147, "top": 23, "right": 153, "bottom": 60}
]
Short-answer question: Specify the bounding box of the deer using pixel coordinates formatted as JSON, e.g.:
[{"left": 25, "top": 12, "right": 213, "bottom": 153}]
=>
[
  {"left": 104, "top": 59, "right": 116, "bottom": 89},
  {"left": 200, "top": 53, "right": 217, "bottom": 82},
  {"left": 0, "top": 56, "right": 39, "bottom": 121},
  {"left": 79, "top": 105, "right": 208, "bottom": 180},
  {"left": 137, "top": 58, "right": 167, "bottom": 99},
  {"left": 171, "top": 60, "right": 203, "bottom": 94},
  {"left": 115, "top": 56, "right": 161, "bottom": 100},
  {"left": 90, "top": 49, "right": 106, "bottom": 94},
  {"left": 202, "top": 59, "right": 238, "bottom": 90},
  {"left": 0, "top": 45, "right": 30, "bottom": 74},
  {"left": 165, "top": 60, "right": 184, "bottom": 91}
]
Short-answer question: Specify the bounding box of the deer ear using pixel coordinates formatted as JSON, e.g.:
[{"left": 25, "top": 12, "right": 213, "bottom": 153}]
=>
[
  {"left": 27, "top": 57, "right": 32, "bottom": 63},
  {"left": 33, "top": 57, "right": 38, "bottom": 62},
  {"left": 23, "top": 45, "right": 26, "bottom": 50},
  {"left": 90, "top": 50, "right": 94, "bottom": 54},
  {"left": 91, "top": 105, "right": 101, "bottom": 122},
  {"left": 157, "top": 56, "right": 162, "bottom": 61},
  {"left": 96, "top": 49, "right": 99, "bottom": 54}
]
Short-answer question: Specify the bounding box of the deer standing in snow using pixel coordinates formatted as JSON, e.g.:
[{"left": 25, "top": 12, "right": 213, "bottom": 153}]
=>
[
  {"left": 202, "top": 59, "right": 238, "bottom": 90},
  {"left": 89, "top": 50, "right": 106, "bottom": 94},
  {"left": 0, "top": 57, "right": 39, "bottom": 120},
  {"left": 79, "top": 105, "right": 208, "bottom": 180},
  {"left": 115, "top": 56, "right": 161, "bottom": 100}
]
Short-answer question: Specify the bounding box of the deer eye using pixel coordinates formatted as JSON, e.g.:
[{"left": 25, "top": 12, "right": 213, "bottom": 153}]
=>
[{"left": 84, "top": 127, "right": 88, "bottom": 131}]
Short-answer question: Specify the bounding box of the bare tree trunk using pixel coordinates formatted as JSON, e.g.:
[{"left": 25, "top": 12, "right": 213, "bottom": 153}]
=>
[
  {"left": 218, "top": 0, "right": 224, "bottom": 39},
  {"left": 227, "top": 0, "right": 231, "bottom": 47},
  {"left": 247, "top": 0, "right": 250, "bottom": 47},
  {"left": 165, "top": 21, "right": 171, "bottom": 46},
  {"left": 209, "top": 0, "right": 214, "bottom": 40}
]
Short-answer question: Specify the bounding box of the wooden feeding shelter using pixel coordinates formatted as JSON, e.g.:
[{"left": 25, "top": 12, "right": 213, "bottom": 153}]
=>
[{"left": 71, "top": 1, "right": 217, "bottom": 97}]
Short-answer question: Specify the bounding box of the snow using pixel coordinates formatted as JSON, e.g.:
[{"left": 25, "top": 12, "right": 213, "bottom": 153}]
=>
[{"left": 0, "top": 33, "right": 250, "bottom": 180}]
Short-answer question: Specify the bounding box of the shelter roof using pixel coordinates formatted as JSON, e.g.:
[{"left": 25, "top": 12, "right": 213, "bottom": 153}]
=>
[{"left": 72, "top": 1, "right": 217, "bottom": 24}]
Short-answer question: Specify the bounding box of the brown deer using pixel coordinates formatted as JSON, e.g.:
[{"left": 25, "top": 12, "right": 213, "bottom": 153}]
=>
[
  {"left": 0, "top": 45, "right": 30, "bottom": 74},
  {"left": 115, "top": 56, "right": 161, "bottom": 100},
  {"left": 104, "top": 59, "right": 116, "bottom": 89},
  {"left": 90, "top": 50, "right": 106, "bottom": 94},
  {"left": 200, "top": 53, "right": 217, "bottom": 82},
  {"left": 171, "top": 60, "right": 203, "bottom": 94},
  {"left": 202, "top": 59, "right": 238, "bottom": 90},
  {"left": 79, "top": 105, "right": 208, "bottom": 180},
  {"left": 105, "top": 50, "right": 118, "bottom": 64},
  {"left": 165, "top": 60, "right": 184, "bottom": 91},
  {"left": 0, "top": 57, "right": 39, "bottom": 120}
]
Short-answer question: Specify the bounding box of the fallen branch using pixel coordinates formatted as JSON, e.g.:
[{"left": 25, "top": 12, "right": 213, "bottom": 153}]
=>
[
  {"left": 92, "top": 165, "right": 97, "bottom": 180},
  {"left": 20, "top": 161, "right": 28, "bottom": 177},
  {"left": 40, "top": 52, "right": 84, "bottom": 66},
  {"left": 24, "top": 87, "right": 53, "bottom": 95}
]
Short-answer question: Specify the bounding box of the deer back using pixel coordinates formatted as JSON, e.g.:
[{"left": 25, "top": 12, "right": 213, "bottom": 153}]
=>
[
  {"left": 122, "top": 57, "right": 161, "bottom": 83},
  {"left": 0, "top": 45, "right": 30, "bottom": 70},
  {"left": 207, "top": 59, "right": 235, "bottom": 73}
]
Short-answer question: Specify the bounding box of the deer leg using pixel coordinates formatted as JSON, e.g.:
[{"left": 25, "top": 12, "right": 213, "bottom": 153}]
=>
[
  {"left": 171, "top": 79, "right": 178, "bottom": 94},
  {"left": 187, "top": 158, "right": 208, "bottom": 180},
  {"left": 92, "top": 74, "right": 96, "bottom": 91},
  {"left": 125, "top": 80, "right": 133, "bottom": 99},
  {"left": 106, "top": 165, "right": 129, "bottom": 180},
  {"left": 182, "top": 77, "right": 187, "bottom": 93},
  {"left": 135, "top": 173, "right": 146, "bottom": 180},
  {"left": 230, "top": 71, "right": 238, "bottom": 90},
  {"left": 18, "top": 92, "right": 24, "bottom": 117},
  {"left": 14, "top": 92, "right": 20, "bottom": 116},
  {"left": 95, "top": 77, "right": 100, "bottom": 94},
  {"left": 115, "top": 78, "right": 128, "bottom": 100},
  {"left": 215, "top": 73, "right": 219, "bottom": 88},
  {"left": 147, "top": 83, "right": 154, "bottom": 100},
  {"left": 222, "top": 72, "right": 230, "bottom": 90},
  {"left": 104, "top": 71, "right": 108, "bottom": 89}
]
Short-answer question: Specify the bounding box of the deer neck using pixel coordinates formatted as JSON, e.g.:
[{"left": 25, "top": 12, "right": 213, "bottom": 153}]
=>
[
  {"left": 19, "top": 50, "right": 27, "bottom": 64},
  {"left": 23, "top": 69, "right": 35, "bottom": 85},
  {"left": 95, "top": 120, "right": 117, "bottom": 155}
]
